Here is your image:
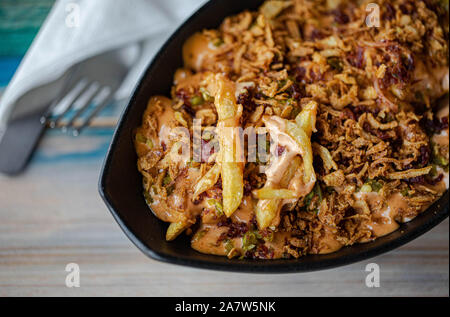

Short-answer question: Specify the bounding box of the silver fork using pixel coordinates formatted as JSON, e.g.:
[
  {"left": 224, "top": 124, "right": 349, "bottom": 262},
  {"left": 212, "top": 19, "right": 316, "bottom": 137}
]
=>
[
  {"left": 41, "top": 46, "right": 137, "bottom": 136},
  {"left": 0, "top": 45, "right": 139, "bottom": 174}
]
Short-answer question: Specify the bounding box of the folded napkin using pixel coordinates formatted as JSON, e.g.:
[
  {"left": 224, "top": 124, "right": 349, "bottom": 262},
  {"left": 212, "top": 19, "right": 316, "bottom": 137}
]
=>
[{"left": 0, "top": 0, "right": 206, "bottom": 138}]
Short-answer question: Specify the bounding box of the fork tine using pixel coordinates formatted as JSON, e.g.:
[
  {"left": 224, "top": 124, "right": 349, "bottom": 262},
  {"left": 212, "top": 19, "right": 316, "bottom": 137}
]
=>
[
  {"left": 47, "top": 79, "right": 91, "bottom": 128},
  {"left": 59, "top": 82, "right": 100, "bottom": 132},
  {"left": 40, "top": 68, "right": 83, "bottom": 125},
  {"left": 71, "top": 87, "right": 114, "bottom": 136},
  {"left": 63, "top": 82, "right": 102, "bottom": 132}
]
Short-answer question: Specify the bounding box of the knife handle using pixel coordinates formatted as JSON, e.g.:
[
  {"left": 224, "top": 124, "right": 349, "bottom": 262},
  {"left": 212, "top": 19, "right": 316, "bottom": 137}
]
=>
[{"left": 0, "top": 109, "right": 47, "bottom": 175}]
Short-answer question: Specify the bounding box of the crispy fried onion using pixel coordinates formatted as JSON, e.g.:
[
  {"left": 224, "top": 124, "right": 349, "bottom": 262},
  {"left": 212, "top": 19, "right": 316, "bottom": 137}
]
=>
[{"left": 387, "top": 165, "right": 433, "bottom": 180}]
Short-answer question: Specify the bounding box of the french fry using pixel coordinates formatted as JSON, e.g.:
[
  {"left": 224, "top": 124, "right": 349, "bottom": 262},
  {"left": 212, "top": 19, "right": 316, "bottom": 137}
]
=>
[
  {"left": 295, "top": 100, "right": 318, "bottom": 137},
  {"left": 209, "top": 74, "right": 244, "bottom": 217},
  {"left": 286, "top": 121, "right": 315, "bottom": 184},
  {"left": 166, "top": 221, "right": 190, "bottom": 241},
  {"left": 221, "top": 162, "right": 244, "bottom": 217},
  {"left": 193, "top": 163, "right": 221, "bottom": 200},
  {"left": 253, "top": 188, "right": 298, "bottom": 199},
  {"left": 255, "top": 199, "right": 279, "bottom": 229},
  {"left": 282, "top": 156, "right": 301, "bottom": 185},
  {"left": 214, "top": 76, "right": 239, "bottom": 120}
]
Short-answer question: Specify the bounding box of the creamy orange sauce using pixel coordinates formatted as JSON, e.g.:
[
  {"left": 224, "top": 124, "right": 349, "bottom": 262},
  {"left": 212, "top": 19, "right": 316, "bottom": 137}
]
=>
[
  {"left": 182, "top": 32, "right": 218, "bottom": 72},
  {"left": 192, "top": 196, "right": 255, "bottom": 257},
  {"left": 353, "top": 192, "right": 411, "bottom": 240},
  {"left": 265, "top": 232, "right": 291, "bottom": 258},
  {"left": 191, "top": 225, "right": 229, "bottom": 256},
  {"left": 231, "top": 196, "right": 255, "bottom": 223},
  {"left": 150, "top": 167, "right": 204, "bottom": 223},
  {"left": 318, "top": 226, "right": 343, "bottom": 254}
]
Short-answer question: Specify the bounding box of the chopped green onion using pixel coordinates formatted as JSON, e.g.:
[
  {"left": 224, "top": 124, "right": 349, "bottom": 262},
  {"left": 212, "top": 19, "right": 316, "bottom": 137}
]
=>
[
  {"left": 277, "top": 79, "right": 288, "bottom": 89},
  {"left": 212, "top": 38, "right": 224, "bottom": 47},
  {"left": 360, "top": 183, "right": 372, "bottom": 193},
  {"left": 364, "top": 179, "right": 383, "bottom": 192},
  {"left": 208, "top": 199, "right": 224, "bottom": 216},
  {"left": 190, "top": 95, "right": 204, "bottom": 106},
  {"left": 224, "top": 239, "right": 234, "bottom": 253},
  {"left": 200, "top": 87, "right": 214, "bottom": 102},
  {"left": 303, "top": 183, "right": 323, "bottom": 214},
  {"left": 242, "top": 231, "right": 261, "bottom": 253},
  {"left": 162, "top": 175, "right": 172, "bottom": 186},
  {"left": 327, "top": 57, "right": 342, "bottom": 72},
  {"left": 401, "top": 188, "right": 410, "bottom": 197}
]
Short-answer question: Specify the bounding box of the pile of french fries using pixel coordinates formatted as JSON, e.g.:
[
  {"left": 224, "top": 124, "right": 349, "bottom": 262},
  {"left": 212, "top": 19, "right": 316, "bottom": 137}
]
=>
[{"left": 166, "top": 76, "right": 318, "bottom": 240}]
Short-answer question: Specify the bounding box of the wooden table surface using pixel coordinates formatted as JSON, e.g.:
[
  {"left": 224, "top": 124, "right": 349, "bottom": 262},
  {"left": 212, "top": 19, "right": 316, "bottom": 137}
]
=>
[{"left": 0, "top": 1, "right": 448, "bottom": 297}]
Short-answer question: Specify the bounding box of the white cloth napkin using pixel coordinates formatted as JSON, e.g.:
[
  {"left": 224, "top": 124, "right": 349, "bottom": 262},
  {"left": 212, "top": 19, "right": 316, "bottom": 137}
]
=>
[{"left": 0, "top": 0, "right": 206, "bottom": 137}]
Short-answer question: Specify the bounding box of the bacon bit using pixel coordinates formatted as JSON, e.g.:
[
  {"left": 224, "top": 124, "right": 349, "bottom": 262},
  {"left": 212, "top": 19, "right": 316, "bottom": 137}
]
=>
[
  {"left": 237, "top": 90, "right": 255, "bottom": 109},
  {"left": 407, "top": 173, "right": 444, "bottom": 186},
  {"left": 421, "top": 116, "right": 449, "bottom": 134},
  {"left": 181, "top": 104, "right": 195, "bottom": 117},
  {"left": 347, "top": 47, "right": 364, "bottom": 69},
  {"left": 250, "top": 215, "right": 257, "bottom": 227},
  {"left": 176, "top": 88, "right": 192, "bottom": 106},
  {"left": 193, "top": 192, "right": 207, "bottom": 205},
  {"left": 294, "top": 66, "right": 307, "bottom": 83},
  {"left": 218, "top": 220, "right": 249, "bottom": 241},
  {"left": 309, "top": 28, "right": 325, "bottom": 40},
  {"left": 418, "top": 145, "right": 431, "bottom": 167},
  {"left": 384, "top": 3, "right": 396, "bottom": 20},
  {"left": 352, "top": 105, "right": 380, "bottom": 119},
  {"left": 244, "top": 181, "right": 252, "bottom": 196},
  {"left": 428, "top": 174, "right": 444, "bottom": 186},
  {"left": 331, "top": 8, "right": 350, "bottom": 24},
  {"left": 399, "top": 1, "right": 413, "bottom": 14},
  {"left": 290, "top": 82, "right": 304, "bottom": 100},
  {"left": 276, "top": 145, "right": 286, "bottom": 156},
  {"left": 341, "top": 107, "right": 356, "bottom": 121},
  {"left": 161, "top": 141, "right": 167, "bottom": 152},
  {"left": 253, "top": 244, "right": 273, "bottom": 259},
  {"left": 380, "top": 46, "right": 415, "bottom": 88},
  {"left": 217, "top": 218, "right": 231, "bottom": 228}
]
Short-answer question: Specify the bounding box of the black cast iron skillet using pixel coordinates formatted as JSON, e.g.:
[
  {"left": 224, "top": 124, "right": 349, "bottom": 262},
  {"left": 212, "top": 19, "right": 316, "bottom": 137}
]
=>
[{"left": 99, "top": 0, "right": 449, "bottom": 273}]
